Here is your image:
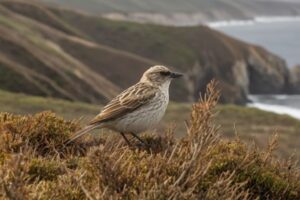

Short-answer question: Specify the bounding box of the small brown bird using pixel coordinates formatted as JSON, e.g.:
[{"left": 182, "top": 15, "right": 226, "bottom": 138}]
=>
[{"left": 66, "top": 65, "right": 182, "bottom": 145}]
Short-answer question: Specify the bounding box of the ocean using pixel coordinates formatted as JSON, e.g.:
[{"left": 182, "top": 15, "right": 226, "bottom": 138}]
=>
[
  {"left": 210, "top": 17, "right": 300, "bottom": 119},
  {"left": 248, "top": 95, "right": 300, "bottom": 120},
  {"left": 210, "top": 17, "right": 300, "bottom": 68}
]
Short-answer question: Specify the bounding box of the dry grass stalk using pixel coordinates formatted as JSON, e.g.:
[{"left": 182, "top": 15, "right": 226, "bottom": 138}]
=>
[{"left": 0, "top": 80, "right": 299, "bottom": 200}]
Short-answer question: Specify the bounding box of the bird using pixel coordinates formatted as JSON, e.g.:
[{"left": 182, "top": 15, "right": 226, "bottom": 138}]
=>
[{"left": 66, "top": 65, "right": 183, "bottom": 146}]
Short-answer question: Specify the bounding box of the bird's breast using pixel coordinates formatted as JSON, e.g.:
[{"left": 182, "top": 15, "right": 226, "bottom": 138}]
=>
[{"left": 111, "top": 91, "right": 169, "bottom": 133}]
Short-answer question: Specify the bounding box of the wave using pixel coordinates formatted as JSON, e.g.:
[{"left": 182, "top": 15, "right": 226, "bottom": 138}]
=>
[
  {"left": 208, "top": 16, "right": 300, "bottom": 28},
  {"left": 247, "top": 102, "right": 300, "bottom": 120}
]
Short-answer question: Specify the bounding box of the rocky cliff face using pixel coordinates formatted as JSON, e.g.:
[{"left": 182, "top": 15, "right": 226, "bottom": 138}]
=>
[
  {"left": 247, "top": 47, "right": 290, "bottom": 94},
  {"left": 288, "top": 65, "right": 300, "bottom": 93},
  {"left": 0, "top": 0, "right": 294, "bottom": 105},
  {"left": 182, "top": 45, "right": 290, "bottom": 104}
]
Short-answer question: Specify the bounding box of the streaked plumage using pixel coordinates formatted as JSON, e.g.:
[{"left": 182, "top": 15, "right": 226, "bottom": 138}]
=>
[{"left": 66, "top": 65, "right": 182, "bottom": 145}]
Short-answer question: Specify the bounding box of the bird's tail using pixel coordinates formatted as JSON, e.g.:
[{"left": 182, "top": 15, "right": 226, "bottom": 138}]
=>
[{"left": 65, "top": 124, "right": 101, "bottom": 145}]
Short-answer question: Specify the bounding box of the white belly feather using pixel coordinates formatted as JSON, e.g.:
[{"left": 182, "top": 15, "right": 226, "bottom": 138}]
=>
[{"left": 112, "top": 81, "right": 170, "bottom": 133}]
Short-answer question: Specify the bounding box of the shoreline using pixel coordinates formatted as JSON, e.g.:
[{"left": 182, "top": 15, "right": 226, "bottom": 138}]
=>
[
  {"left": 248, "top": 103, "right": 300, "bottom": 120},
  {"left": 102, "top": 12, "right": 300, "bottom": 27},
  {"left": 208, "top": 16, "right": 300, "bottom": 28},
  {"left": 247, "top": 95, "right": 300, "bottom": 120}
]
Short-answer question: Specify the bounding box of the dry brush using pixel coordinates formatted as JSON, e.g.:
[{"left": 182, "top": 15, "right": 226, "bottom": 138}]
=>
[{"left": 0, "top": 81, "right": 299, "bottom": 200}]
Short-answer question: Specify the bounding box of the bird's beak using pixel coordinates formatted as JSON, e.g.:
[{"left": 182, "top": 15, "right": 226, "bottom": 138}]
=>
[{"left": 170, "top": 72, "right": 183, "bottom": 78}]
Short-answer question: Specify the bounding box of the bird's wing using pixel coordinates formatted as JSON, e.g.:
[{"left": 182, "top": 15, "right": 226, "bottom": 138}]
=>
[{"left": 89, "top": 83, "right": 157, "bottom": 125}]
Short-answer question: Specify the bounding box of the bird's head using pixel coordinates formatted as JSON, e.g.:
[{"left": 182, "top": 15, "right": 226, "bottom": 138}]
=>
[{"left": 140, "top": 65, "right": 183, "bottom": 87}]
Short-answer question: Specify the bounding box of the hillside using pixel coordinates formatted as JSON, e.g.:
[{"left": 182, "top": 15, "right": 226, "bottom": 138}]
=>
[
  {"left": 42, "top": 0, "right": 300, "bottom": 25},
  {"left": 1, "top": 89, "right": 300, "bottom": 160},
  {"left": 1, "top": 83, "right": 300, "bottom": 199},
  {"left": 0, "top": 0, "right": 293, "bottom": 105},
  {"left": 0, "top": 0, "right": 154, "bottom": 104}
]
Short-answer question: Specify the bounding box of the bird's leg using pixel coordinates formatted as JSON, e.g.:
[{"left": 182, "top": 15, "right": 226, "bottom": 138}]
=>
[
  {"left": 130, "top": 132, "right": 147, "bottom": 145},
  {"left": 120, "top": 132, "right": 131, "bottom": 146}
]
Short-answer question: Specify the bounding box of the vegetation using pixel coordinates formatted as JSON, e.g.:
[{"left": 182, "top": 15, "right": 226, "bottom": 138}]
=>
[
  {"left": 0, "top": 0, "right": 292, "bottom": 105},
  {"left": 1, "top": 87, "right": 300, "bottom": 160},
  {"left": 41, "top": 0, "right": 300, "bottom": 19},
  {"left": 0, "top": 81, "right": 300, "bottom": 199},
  {"left": 0, "top": 89, "right": 98, "bottom": 119}
]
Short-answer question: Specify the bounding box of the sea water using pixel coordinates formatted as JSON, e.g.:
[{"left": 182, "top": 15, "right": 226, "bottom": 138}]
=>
[
  {"left": 210, "top": 17, "right": 300, "bottom": 67},
  {"left": 210, "top": 17, "right": 300, "bottom": 119},
  {"left": 248, "top": 95, "right": 300, "bottom": 120}
]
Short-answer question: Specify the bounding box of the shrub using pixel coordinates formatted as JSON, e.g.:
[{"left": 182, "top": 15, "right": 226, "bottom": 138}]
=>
[
  {"left": 28, "top": 158, "right": 65, "bottom": 182},
  {"left": 0, "top": 81, "right": 299, "bottom": 200},
  {"left": 0, "top": 111, "right": 88, "bottom": 156}
]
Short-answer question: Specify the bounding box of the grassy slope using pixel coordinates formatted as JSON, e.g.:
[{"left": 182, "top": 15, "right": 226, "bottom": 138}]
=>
[
  {"left": 42, "top": 0, "right": 300, "bottom": 17},
  {"left": 50, "top": 7, "right": 290, "bottom": 103},
  {"left": 0, "top": 0, "right": 290, "bottom": 105},
  {"left": 0, "top": 1, "right": 153, "bottom": 104},
  {"left": 43, "top": 0, "right": 236, "bottom": 13},
  {"left": 0, "top": 90, "right": 99, "bottom": 119},
  {"left": 1, "top": 89, "right": 300, "bottom": 159}
]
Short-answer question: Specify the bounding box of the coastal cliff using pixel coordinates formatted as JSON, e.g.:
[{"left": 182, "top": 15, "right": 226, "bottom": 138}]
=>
[
  {"left": 288, "top": 65, "right": 300, "bottom": 94},
  {"left": 0, "top": 0, "right": 294, "bottom": 104}
]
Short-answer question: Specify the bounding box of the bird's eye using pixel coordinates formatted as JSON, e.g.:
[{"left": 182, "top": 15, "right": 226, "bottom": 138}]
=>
[{"left": 160, "top": 71, "right": 171, "bottom": 76}]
